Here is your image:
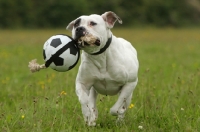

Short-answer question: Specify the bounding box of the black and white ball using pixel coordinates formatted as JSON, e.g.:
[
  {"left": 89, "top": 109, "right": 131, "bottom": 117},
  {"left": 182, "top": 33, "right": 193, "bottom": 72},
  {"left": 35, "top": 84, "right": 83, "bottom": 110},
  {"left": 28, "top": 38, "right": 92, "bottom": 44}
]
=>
[{"left": 43, "top": 35, "right": 80, "bottom": 72}]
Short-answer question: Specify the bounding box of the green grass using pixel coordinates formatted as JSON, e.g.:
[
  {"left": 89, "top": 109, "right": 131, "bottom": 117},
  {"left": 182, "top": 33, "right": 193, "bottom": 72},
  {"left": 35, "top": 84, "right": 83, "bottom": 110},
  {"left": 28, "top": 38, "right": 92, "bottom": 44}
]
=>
[{"left": 0, "top": 28, "right": 200, "bottom": 132}]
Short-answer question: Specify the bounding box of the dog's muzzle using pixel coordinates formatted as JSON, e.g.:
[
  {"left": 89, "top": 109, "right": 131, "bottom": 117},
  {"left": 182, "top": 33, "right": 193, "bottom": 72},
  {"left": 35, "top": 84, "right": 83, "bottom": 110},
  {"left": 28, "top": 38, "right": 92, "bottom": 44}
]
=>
[{"left": 74, "top": 26, "right": 101, "bottom": 47}]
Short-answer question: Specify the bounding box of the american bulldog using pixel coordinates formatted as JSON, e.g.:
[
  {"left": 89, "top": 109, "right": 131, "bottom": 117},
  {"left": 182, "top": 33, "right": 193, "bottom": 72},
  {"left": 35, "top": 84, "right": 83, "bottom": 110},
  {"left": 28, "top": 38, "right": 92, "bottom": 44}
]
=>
[{"left": 67, "top": 11, "right": 139, "bottom": 126}]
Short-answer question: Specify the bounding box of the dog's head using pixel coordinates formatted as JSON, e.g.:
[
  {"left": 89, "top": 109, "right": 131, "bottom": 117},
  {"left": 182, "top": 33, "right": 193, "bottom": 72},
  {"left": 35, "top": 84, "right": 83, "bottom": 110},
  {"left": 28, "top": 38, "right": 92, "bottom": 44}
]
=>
[{"left": 67, "top": 11, "right": 122, "bottom": 54}]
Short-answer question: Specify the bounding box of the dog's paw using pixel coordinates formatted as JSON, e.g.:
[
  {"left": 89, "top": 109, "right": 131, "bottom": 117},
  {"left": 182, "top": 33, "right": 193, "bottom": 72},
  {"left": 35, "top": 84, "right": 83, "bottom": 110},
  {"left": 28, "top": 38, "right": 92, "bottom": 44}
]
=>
[
  {"left": 84, "top": 113, "right": 97, "bottom": 127},
  {"left": 116, "top": 115, "right": 125, "bottom": 126},
  {"left": 86, "top": 121, "right": 96, "bottom": 126},
  {"left": 85, "top": 121, "right": 96, "bottom": 127}
]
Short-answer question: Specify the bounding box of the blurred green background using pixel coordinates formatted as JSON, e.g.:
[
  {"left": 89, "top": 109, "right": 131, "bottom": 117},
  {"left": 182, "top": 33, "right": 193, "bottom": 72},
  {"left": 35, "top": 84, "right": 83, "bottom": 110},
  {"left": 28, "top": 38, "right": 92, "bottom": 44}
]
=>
[
  {"left": 0, "top": 1, "right": 200, "bottom": 131},
  {"left": 0, "top": 0, "right": 200, "bottom": 29}
]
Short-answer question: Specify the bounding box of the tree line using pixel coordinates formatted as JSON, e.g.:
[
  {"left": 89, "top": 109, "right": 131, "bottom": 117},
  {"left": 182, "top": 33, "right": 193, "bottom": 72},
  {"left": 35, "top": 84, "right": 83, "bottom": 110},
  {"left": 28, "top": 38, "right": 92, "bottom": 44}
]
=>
[{"left": 0, "top": 0, "right": 199, "bottom": 28}]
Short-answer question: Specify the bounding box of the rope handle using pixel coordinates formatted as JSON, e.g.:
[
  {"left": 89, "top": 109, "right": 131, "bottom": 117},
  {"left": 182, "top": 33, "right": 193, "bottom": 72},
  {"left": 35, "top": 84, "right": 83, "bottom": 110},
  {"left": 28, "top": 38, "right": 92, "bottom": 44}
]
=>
[{"left": 28, "top": 59, "right": 46, "bottom": 73}]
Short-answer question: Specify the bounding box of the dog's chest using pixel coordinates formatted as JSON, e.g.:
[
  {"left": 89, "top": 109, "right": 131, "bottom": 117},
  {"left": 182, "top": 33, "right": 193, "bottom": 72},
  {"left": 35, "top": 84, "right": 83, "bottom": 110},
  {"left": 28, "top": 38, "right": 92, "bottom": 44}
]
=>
[
  {"left": 88, "top": 55, "right": 128, "bottom": 95},
  {"left": 93, "top": 73, "right": 124, "bottom": 95}
]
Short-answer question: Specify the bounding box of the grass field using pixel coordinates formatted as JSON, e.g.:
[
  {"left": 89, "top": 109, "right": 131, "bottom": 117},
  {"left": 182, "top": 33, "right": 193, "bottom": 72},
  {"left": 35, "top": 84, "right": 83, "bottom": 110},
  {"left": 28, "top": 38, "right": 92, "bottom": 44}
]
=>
[{"left": 0, "top": 28, "right": 200, "bottom": 132}]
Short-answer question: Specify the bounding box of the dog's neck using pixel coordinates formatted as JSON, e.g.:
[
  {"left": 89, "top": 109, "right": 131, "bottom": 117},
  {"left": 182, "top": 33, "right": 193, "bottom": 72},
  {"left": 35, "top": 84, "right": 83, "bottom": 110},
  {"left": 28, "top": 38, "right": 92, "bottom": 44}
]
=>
[
  {"left": 83, "top": 30, "right": 112, "bottom": 72},
  {"left": 90, "top": 36, "right": 112, "bottom": 55}
]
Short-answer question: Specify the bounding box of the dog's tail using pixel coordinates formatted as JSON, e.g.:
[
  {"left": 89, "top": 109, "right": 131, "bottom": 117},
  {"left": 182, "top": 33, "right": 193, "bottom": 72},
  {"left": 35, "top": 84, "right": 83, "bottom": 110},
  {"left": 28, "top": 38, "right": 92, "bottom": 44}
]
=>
[{"left": 28, "top": 59, "right": 46, "bottom": 73}]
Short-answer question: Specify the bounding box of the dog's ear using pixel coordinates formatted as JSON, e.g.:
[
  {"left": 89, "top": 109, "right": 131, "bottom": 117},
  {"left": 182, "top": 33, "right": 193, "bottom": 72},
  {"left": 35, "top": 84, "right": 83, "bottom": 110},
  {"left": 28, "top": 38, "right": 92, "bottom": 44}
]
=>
[
  {"left": 101, "top": 11, "right": 122, "bottom": 28},
  {"left": 66, "top": 20, "right": 75, "bottom": 31}
]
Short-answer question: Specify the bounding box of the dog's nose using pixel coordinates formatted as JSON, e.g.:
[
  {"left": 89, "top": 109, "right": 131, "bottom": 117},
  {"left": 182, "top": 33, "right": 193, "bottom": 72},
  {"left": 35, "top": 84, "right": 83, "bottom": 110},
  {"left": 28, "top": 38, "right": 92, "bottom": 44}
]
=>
[
  {"left": 75, "top": 27, "right": 86, "bottom": 40},
  {"left": 76, "top": 26, "right": 85, "bottom": 34}
]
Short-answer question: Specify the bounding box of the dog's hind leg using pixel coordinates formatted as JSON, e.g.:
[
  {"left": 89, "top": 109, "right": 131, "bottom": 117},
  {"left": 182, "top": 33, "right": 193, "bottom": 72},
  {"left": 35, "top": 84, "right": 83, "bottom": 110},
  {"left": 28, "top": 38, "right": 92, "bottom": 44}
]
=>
[
  {"left": 76, "top": 84, "right": 98, "bottom": 126},
  {"left": 110, "top": 79, "right": 138, "bottom": 121}
]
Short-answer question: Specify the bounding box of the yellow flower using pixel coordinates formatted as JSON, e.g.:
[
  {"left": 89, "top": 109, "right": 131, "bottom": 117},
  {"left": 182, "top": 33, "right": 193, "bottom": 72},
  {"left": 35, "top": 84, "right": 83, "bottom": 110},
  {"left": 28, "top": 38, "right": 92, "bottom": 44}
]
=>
[
  {"left": 129, "top": 103, "right": 134, "bottom": 109},
  {"left": 51, "top": 73, "right": 55, "bottom": 78},
  {"left": 41, "top": 84, "right": 45, "bottom": 89},
  {"left": 0, "top": 51, "right": 10, "bottom": 59},
  {"left": 21, "top": 115, "right": 25, "bottom": 119},
  {"left": 60, "top": 91, "right": 67, "bottom": 96},
  {"left": 1, "top": 77, "right": 10, "bottom": 84},
  {"left": 37, "top": 81, "right": 45, "bottom": 89},
  {"left": 47, "top": 78, "right": 52, "bottom": 83}
]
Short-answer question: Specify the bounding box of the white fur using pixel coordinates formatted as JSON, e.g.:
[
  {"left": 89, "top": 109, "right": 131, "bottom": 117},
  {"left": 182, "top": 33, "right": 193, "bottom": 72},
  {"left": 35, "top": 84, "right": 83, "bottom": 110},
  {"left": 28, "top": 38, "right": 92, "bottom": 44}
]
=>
[{"left": 67, "top": 11, "right": 139, "bottom": 126}]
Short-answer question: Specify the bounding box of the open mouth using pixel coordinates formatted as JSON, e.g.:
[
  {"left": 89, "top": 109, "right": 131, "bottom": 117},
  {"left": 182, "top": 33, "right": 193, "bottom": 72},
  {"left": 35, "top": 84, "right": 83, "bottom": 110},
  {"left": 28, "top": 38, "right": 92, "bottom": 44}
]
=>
[{"left": 77, "top": 37, "right": 100, "bottom": 48}]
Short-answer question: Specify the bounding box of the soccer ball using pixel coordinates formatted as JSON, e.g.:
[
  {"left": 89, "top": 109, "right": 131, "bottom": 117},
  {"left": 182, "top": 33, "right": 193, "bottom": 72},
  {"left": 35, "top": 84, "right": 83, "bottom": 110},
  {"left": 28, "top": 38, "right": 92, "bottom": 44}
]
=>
[{"left": 43, "top": 34, "right": 80, "bottom": 72}]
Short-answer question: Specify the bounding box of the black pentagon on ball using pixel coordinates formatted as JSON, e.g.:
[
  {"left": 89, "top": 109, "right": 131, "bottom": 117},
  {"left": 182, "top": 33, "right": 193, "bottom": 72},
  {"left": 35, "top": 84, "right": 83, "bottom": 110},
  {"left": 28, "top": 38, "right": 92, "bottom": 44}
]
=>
[
  {"left": 50, "top": 38, "right": 62, "bottom": 48},
  {"left": 53, "top": 56, "right": 64, "bottom": 66}
]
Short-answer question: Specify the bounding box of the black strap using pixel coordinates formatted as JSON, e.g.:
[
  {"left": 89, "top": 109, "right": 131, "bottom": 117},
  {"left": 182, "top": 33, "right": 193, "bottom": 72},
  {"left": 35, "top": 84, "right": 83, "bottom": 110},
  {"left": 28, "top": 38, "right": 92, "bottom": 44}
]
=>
[
  {"left": 90, "top": 36, "right": 112, "bottom": 55},
  {"left": 45, "top": 40, "right": 79, "bottom": 68}
]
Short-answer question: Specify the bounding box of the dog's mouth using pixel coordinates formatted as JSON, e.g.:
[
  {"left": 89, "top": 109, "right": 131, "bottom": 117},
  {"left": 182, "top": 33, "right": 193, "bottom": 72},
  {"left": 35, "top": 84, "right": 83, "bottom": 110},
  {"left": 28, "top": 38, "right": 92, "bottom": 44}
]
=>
[
  {"left": 78, "top": 39, "right": 100, "bottom": 46},
  {"left": 76, "top": 34, "right": 100, "bottom": 48}
]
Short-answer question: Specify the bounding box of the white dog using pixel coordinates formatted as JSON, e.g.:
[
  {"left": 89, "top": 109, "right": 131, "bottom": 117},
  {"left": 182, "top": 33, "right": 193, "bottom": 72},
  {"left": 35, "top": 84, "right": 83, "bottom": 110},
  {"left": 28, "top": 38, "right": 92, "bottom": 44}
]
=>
[{"left": 67, "top": 11, "right": 139, "bottom": 126}]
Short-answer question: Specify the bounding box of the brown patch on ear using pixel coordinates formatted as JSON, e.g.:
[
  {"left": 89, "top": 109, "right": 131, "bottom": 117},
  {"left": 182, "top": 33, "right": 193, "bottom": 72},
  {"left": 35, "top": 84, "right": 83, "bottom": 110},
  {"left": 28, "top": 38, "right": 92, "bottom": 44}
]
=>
[
  {"left": 106, "top": 13, "right": 117, "bottom": 25},
  {"left": 102, "top": 11, "right": 122, "bottom": 28}
]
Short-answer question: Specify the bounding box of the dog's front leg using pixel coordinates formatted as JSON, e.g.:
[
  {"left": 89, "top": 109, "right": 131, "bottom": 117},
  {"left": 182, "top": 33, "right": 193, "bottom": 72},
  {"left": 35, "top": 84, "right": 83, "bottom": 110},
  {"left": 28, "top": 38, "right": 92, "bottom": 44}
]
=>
[
  {"left": 110, "top": 79, "right": 138, "bottom": 121},
  {"left": 76, "top": 82, "right": 98, "bottom": 126}
]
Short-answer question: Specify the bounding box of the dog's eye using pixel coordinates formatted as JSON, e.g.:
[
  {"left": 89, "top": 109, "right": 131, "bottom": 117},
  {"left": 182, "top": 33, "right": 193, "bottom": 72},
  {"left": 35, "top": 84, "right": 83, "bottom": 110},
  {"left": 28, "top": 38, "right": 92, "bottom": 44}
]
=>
[
  {"left": 74, "top": 22, "right": 80, "bottom": 27},
  {"left": 74, "top": 18, "right": 81, "bottom": 27},
  {"left": 90, "top": 21, "right": 97, "bottom": 26},
  {"left": 74, "top": 23, "right": 79, "bottom": 27}
]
